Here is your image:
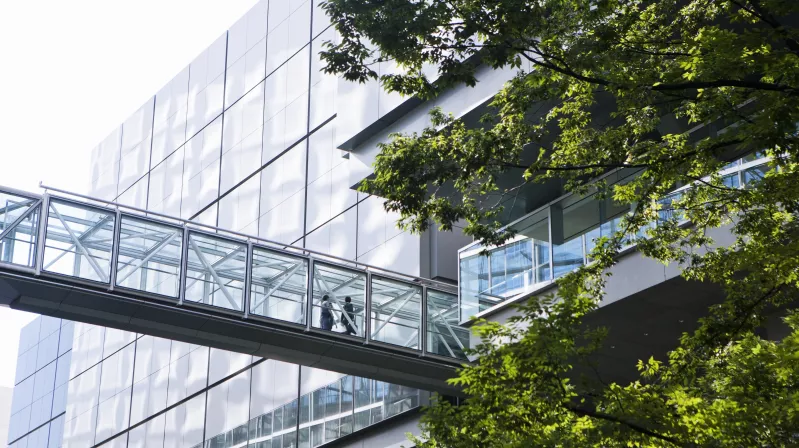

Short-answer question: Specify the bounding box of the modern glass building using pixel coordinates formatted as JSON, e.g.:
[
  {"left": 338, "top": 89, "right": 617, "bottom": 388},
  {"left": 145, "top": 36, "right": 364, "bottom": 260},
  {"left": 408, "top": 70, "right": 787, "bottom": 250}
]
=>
[
  {"left": 5, "top": 1, "right": 472, "bottom": 447},
  {"left": 6, "top": 1, "right": 769, "bottom": 447}
]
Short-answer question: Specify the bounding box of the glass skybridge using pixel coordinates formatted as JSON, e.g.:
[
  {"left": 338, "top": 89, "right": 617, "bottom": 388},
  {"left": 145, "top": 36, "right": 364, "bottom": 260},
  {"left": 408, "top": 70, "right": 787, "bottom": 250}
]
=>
[{"left": 0, "top": 185, "right": 469, "bottom": 395}]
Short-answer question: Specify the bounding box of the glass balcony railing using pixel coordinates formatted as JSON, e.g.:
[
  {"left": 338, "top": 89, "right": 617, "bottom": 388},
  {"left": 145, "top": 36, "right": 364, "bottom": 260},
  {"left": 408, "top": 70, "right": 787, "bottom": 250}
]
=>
[
  {"left": 0, "top": 185, "right": 467, "bottom": 364},
  {"left": 458, "top": 154, "right": 772, "bottom": 321}
]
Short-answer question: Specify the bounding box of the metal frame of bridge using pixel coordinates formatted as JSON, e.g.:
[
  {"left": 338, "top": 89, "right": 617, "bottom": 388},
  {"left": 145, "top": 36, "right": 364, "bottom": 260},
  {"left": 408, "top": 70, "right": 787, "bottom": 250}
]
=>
[{"left": 0, "top": 184, "right": 469, "bottom": 395}]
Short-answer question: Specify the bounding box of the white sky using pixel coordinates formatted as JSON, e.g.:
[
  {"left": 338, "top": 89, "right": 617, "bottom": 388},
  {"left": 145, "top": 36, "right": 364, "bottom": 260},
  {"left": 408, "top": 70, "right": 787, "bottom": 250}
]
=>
[{"left": 0, "top": 0, "right": 258, "bottom": 389}]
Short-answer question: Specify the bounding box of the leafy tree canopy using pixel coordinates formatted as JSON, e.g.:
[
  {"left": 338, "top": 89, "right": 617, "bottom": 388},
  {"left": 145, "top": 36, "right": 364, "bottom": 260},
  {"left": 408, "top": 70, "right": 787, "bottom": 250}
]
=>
[{"left": 320, "top": 0, "right": 799, "bottom": 446}]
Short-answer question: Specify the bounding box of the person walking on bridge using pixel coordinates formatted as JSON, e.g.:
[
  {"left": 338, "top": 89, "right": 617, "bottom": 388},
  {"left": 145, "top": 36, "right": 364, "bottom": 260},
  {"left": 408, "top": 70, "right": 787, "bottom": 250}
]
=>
[
  {"left": 341, "top": 296, "right": 357, "bottom": 335},
  {"left": 320, "top": 295, "right": 334, "bottom": 331}
]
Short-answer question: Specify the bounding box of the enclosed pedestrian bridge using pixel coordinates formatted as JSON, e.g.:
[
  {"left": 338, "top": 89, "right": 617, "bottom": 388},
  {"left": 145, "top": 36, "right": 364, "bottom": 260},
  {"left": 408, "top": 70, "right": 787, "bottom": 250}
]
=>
[{"left": 0, "top": 185, "right": 469, "bottom": 395}]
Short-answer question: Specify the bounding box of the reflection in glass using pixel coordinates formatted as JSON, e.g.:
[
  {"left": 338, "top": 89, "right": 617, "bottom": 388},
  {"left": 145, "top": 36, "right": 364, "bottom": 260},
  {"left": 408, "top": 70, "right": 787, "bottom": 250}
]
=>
[
  {"left": 426, "top": 290, "right": 469, "bottom": 360},
  {"left": 722, "top": 159, "right": 740, "bottom": 170},
  {"left": 658, "top": 192, "right": 683, "bottom": 223},
  {"left": 340, "top": 376, "right": 353, "bottom": 413},
  {"left": 185, "top": 232, "right": 247, "bottom": 311},
  {"left": 115, "top": 216, "right": 183, "bottom": 297},
  {"left": 459, "top": 210, "right": 549, "bottom": 321},
  {"left": 204, "top": 370, "right": 251, "bottom": 448},
  {"left": 311, "top": 263, "right": 365, "bottom": 336},
  {"left": 228, "top": 365, "right": 423, "bottom": 448},
  {"left": 490, "top": 240, "right": 536, "bottom": 295},
  {"left": 250, "top": 248, "right": 308, "bottom": 324},
  {"left": 325, "top": 382, "right": 340, "bottom": 416},
  {"left": 0, "top": 192, "right": 40, "bottom": 268},
  {"left": 553, "top": 196, "right": 600, "bottom": 279},
  {"left": 298, "top": 395, "right": 310, "bottom": 425},
  {"left": 744, "top": 163, "right": 770, "bottom": 187},
  {"left": 587, "top": 192, "right": 632, "bottom": 257},
  {"left": 553, "top": 235, "right": 583, "bottom": 279},
  {"left": 742, "top": 151, "right": 767, "bottom": 163},
  {"left": 370, "top": 277, "right": 422, "bottom": 349},
  {"left": 722, "top": 173, "right": 740, "bottom": 189},
  {"left": 274, "top": 406, "right": 283, "bottom": 432},
  {"left": 458, "top": 253, "right": 488, "bottom": 321}
]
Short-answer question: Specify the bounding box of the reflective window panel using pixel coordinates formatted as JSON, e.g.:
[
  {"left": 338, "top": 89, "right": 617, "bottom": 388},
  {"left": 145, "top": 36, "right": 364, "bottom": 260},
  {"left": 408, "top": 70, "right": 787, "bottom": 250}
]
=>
[
  {"left": 459, "top": 208, "right": 550, "bottom": 321},
  {"left": 299, "top": 368, "right": 357, "bottom": 447},
  {"left": 657, "top": 192, "right": 684, "bottom": 223},
  {"left": 311, "top": 263, "right": 366, "bottom": 337},
  {"left": 744, "top": 163, "right": 770, "bottom": 187},
  {"left": 722, "top": 172, "right": 740, "bottom": 189},
  {"left": 742, "top": 150, "right": 767, "bottom": 163},
  {"left": 426, "top": 290, "right": 469, "bottom": 360},
  {"left": 115, "top": 216, "right": 184, "bottom": 298},
  {"left": 249, "top": 247, "right": 308, "bottom": 325},
  {"left": 553, "top": 196, "right": 599, "bottom": 279},
  {"left": 185, "top": 232, "right": 247, "bottom": 312},
  {"left": 370, "top": 277, "right": 421, "bottom": 349},
  {"left": 0, "top": 191, "right": 40, "bottom": 268},
  {"left": 204, "top": 369, "right": 251, "bottom": 448},
  {"left": 585, "top": 194, "right": 630, "bottom": 258},
  {"left": 249, "top": 360, "right": 300, "bottom": 447},
  {"left": 164, "top": 392, "right": 206, "bottom": 448},
  {"left": 43, "top": 199, "right": 115, "bottom": 283},
  {"left": 458, "top": 253, "right": 488, "bottom": 321}
]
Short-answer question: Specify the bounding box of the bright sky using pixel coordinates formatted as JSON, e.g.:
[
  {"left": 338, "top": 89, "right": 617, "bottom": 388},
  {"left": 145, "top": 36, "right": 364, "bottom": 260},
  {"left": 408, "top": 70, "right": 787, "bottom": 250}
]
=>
[{"left": 0, "top": 0, "right": 258, "bottom": 389}]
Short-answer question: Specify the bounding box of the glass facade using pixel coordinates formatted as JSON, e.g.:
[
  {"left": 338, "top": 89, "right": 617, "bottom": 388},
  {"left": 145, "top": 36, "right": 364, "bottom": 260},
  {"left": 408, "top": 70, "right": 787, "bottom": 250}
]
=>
[
  {"left": 8, "top": 316, "right": 426, "bottom": 448},
  {"left": 83, "top": 0, "right": 421, "bottom": 280},
  {"left": 8, "top": 0, "right": 452, "bottom": 446}
]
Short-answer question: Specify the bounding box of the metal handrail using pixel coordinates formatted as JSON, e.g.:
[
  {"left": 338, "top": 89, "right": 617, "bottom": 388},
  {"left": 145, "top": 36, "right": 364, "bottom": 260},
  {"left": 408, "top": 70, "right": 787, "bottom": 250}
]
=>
[
  {"left": 0, "top": 183, "right": 468, "bottom": 362},
  {"left": 39, "top": 182, "right": 456, "bottom": 291}
]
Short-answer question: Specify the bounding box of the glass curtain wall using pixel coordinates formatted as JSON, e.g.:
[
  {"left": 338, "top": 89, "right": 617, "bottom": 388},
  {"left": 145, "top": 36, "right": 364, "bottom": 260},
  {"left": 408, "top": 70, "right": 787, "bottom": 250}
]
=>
[{"left": 8, "top": 317, "right": 426, "bottom": 448}]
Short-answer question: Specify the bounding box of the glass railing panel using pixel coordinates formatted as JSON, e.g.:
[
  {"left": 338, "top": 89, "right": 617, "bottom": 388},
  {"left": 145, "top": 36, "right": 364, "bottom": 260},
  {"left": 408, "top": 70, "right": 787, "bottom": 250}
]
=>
[
  {"left": 42, "top": 199, "right": 115, "bottom": 283},
  {"left": 459, "top": 208, "right": 550, "bottom": 321},
  {"left": 0, "top": 192, "right": 40, "bottom": 268},
  {"left": 185, "top": 231, "right": 246, "bottom": 312},
  {"left": 585, "top": 214, "right": 626, "bottom": 257},
  {"left": 249, "top": 247, "right": 309, "bottom": 325},
  {"left": 115, "top": 215, "right": 183, "bottom": 298},
  {"left": 583, "top": 226, "right": 601, "bottom": 258},
  {"left": 742, "top": 151, "right": 767, "bottom": 163},
  {"left": 722, "top": 159, "right": 741, "bottom": 170},
  {"left": 458, "top": 252, "right": 488, "bottom": 321},
  {"left": 513, "top": 210, "right": 551, "bottom": 288},
  {"left": 553, "top": 235, "right": 584, "bottom": 279},
  {"left": 553, "top": 195, "right": 600, "bottom": 279},
  {"left": 426, "top": 289, "right": 469, "bottom": 360},
  {"left": 658, "top": 192, "right": 683, "bottom": 223},
  {"left": 310, "top": 262, "right": 366, "bottom": 337},
  {"left": 722, "top": 172, "right": 740, "bottom": 188},
  {"left": 370, "top": 276, "right": 422, "bottom": 349},
  {"left": 743, "top": 163, "right": 770, "bottom": 187}
]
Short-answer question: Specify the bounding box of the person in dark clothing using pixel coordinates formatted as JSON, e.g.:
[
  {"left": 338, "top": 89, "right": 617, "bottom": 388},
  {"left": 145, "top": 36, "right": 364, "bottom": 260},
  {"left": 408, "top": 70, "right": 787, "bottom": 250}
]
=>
[
  {"left": 320, "top": 295, "right": 334, "bottom": 331},
  {"left": 341, "top": 296, "right": 357, "bottom": 335}
]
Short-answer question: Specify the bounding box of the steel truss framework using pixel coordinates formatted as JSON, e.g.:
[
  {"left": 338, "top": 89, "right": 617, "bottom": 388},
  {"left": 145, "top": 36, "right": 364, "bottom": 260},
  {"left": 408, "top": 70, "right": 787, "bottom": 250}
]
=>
[{"left": 0, "top": 185, "right": 470, "bottom": 364}]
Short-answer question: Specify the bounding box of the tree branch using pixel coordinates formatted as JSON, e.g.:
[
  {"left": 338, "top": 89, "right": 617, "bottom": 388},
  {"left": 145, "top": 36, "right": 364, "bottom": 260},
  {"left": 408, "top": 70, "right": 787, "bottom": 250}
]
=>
[
  {"left": 517, "top": 46, "right": 797, "bottom": 94},
  {"left": 729, "top": 0, "right": 799, "bottom": 55},
  {"left": 563, "top": 404, "right": 685, "bottom": 447}
]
